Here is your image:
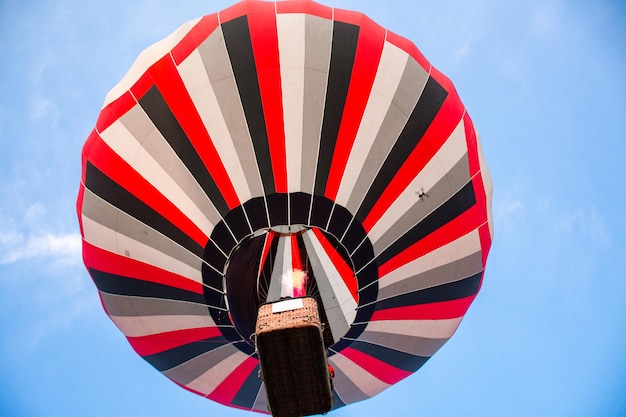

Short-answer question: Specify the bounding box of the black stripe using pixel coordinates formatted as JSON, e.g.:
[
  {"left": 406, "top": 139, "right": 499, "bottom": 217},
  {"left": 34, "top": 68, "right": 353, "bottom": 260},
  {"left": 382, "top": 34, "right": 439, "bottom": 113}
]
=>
[
  {"left": 289, "top": 192, "right": 312, "bottom": 225},
  {"left": 89, "top": 269, "right": 207, "bottom": 304},
  {"left": 314, "top": 21, "right": 360, "bottom": 196},
  {"left": 351, "top": 240, "right": 375, "bottom": 273},
  {"left": 138, "top": 85, "right": 230, "bottom": 216},
  {"left": 330, "top": 322, "right": 367, "bottom": 354},
  {"left": 349, "top": 340, "right": 428, "bottom": 372},
  {"left": 210, "top": 221, "right": 237, "bottom": 255},
  {"left": 340, "top": 219, "right": 367, "bottom": 256},
  {"left": 202, "top": 265, "right": 226, "bottom": 310},
  {"left": 330, "top": 390, "right": 346, "bottom": 410},
  {"left": 233, "top": 340, "right": 255, "bottom": 355},
  {"left": 203, "top": 240, "right": 227, "bottom": 274},
  {"left": 243, "top": 196, "right": 269, "bottom": 231},
  {"left": 310, "top": 195, "right": 334, "bottom": 229},
  {"left": 376, "top": 180, "right": 476, "bottom": 266},
  {"left": 327, "top": 204, "right": 352, "bottom": 243},
  {"left": 222, "top": 16, "right": 275, "bottom": 194},
  {"left": 143, "top": 336, "right": 230, "bottom": 371},
  {"left": 231, "top": 363, "right": 263, "bottom": 409},
  {"left": 224, "top": 205, "right": 252, "bottom": 242},
  {"left": 356, "top": 77, "right": 448, "bottom": 222},
  {"left": 374, "top": 271, "right": 483, "bottom": 311},
  {"left": 85, "top": 162, "right": 204, "bottom": 258},
  {"left": 266, "top": 193, "right": 288, "bottom": 226}
]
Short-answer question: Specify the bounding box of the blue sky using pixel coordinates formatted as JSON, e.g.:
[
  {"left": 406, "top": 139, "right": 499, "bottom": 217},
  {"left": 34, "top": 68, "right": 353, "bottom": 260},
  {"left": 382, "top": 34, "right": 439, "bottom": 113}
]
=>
[{"left": 1, "top": 0, "right": 625, "bottom": 416}]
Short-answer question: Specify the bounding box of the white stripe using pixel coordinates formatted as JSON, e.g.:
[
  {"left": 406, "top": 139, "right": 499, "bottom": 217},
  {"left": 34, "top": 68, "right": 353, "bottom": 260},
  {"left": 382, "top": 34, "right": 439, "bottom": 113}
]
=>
[
  {"left": 185, "top": 349, "right": 250, "bottom": 395},
  {"left": 178, "top": 50, "right": 253, "bottom": 202},
  {"left": 277, "top": 14, "right": 306, "bottom": 193},
  {"left": 335, "top": 42, "right": 409, "bottom": 207},
  {"left": 81, "top": 215, "right": 202, "bottom": 283},
  {"left": 378, "top": 229, "right": 481, "bottom": 290},
  {"left": 366, "top": 317, "right": 462, "bottom": 339},
  {"left": 103, "top": 18, "right": 200, "bottom": 108},
  {"left": 99, "top": 119, "right": 214, "bottom": 236},
  {"left": 109, "top": 314, "right": 216, "bottom": 337},
  {"left": 476, "top": 128, "right": 494, "bottom": 239},
  {"left": 302, "top": 230, "right": 357, "bottom": 341},
  {"left": 329, "top": 354, "right": 389, "bottom": 398},
  {"left": 368, "top": 118, "right": 467, "bottom": 244}
]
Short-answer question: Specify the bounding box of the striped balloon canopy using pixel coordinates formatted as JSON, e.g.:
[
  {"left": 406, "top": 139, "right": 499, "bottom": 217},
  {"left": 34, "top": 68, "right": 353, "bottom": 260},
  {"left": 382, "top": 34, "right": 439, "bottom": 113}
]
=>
[{"left": 77, "top": 0, "right": 493, "bottom": 413}]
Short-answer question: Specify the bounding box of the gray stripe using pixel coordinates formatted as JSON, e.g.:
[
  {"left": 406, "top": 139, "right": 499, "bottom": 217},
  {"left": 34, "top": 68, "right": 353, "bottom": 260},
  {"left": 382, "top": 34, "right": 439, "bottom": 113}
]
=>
[
  {"left": 330, "top": 360, "right": 370, "bottom": 404},
  {"left": 120, "top": 105, "right": 221, "bottom": 228},
  {"left": 301, "top": 14, "right": 333, "bottom": 193},
  {"left": 302, "top": 231, "right": 350, "bottom": 343},
  {"left": 163, "top": 343, "right": 239, "bottom": 386},
  {"left": 357, "top": 331, "right": 446, "bottom": 357},
  {"left": 267, "top": 235, "right": 288, "bottom": 301},
  {"left": 82, "top": 188, "right": 202, "bottom": 271},
  {"left": 197, "top": 27, "right": 264, "bottom": 198},
  {"left": 251, "top": 384, "right": 269, "bottom": 413},
  {"left": 373, "top": 153, "right": 470, "bottom": 254},
  {"left": 346, "top": 57, "right": 429, "bottom": 214},
  {"left": 378, "top": 251, "right": 483, "bottom": 301},
  {"left": 100, "top": 292, "right": 209, "bottom": 317}
]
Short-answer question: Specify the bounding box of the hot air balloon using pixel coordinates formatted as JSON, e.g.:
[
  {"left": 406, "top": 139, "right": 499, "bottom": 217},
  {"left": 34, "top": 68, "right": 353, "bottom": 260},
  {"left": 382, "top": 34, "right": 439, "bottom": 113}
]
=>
[{"left": 77, "top": 0, "right": 493, "bottom": 415}]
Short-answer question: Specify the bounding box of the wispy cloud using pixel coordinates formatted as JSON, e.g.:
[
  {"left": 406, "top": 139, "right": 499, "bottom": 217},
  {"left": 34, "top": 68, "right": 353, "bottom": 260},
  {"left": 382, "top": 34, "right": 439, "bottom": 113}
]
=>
[
  {"left": 494, "top": 198, "right": 525, "bottom": 219},
  {"left": 0, "top": 230, "right": 81, "bottom": 266},
  {"left": 0, "top": 208, "right": 91, "bottom": 351},
  {"left": 550, "top": 204, "right": 611, "bottom": 247},
  {"left": 0, "top": 202, "right": 82, "bottom": 267}
]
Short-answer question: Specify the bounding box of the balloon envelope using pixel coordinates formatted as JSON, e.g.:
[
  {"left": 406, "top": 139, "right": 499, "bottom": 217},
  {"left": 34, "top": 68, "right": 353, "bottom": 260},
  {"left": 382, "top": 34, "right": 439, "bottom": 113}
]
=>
[{"left": 78, "top": 0, "right": 493, "bottom": 413}]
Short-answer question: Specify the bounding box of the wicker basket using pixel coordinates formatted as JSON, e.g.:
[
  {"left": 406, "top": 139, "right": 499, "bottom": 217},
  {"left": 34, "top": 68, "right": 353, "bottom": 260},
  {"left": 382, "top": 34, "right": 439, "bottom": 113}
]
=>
[{"left": 255, "top": 297, "right": 333, "bottom": 417}]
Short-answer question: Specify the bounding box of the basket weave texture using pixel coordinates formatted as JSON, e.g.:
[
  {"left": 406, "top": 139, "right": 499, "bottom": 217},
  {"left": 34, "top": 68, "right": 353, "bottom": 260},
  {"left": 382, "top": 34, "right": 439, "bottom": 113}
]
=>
[
  {"left": 255, "top": 297, "right": 332, "bottom": 417},
  {"left": 256, "top": 297, "right": 322, "bottom": 334}
]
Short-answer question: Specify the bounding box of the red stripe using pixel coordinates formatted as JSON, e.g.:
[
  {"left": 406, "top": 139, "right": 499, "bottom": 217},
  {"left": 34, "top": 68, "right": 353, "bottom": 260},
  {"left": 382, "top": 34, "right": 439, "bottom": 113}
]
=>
[
  {"left": 291, "top": 234, "right": 302, "bottom": 270},
  {"left": 77, "top": 129, "right": 101, "bottom": 234},
  {"left": 362, "top": 93, "right": 465, "bottom": 232},
  {"left": 463, "top": 112, "right": 482, "bottom": 177},
  {"left": 479, "top": 222, "right": 492, "bottom": 269},
  {"left": 428, "top": 65, "right": 456, "bottom": 97},
  {"left": 127, "top": 327, "right": 223, "bottom": 356},
  {"left": 171, "top": 13, "right": 220, "bottom": 65},
  {"left": 207, "top": 356, "right": 260, "bottom": 404},
  {"left": 462, "top": 113, "right": 493, "bottom": 267},
  {"left": 476, "top": 176, "right": 493, "bottom": 268},
  {"left": 82, "top": 241, "right": 204, "bottom": 295},
  {"left": 86, "top": 134, "right": 209, "bottom": 248},
  {"left": 128, "top": 69, "right": 156, "bottom": 102},
  {"left": 333, "top": 7, "right": 366, "bottom": 24},
  {"left": 76, "top": 185, "right": 85, "bottom": 235},
  {"left": 147, "top": 55, "right": 240, "bottom": 209},
  {"left": 385, "top": 30, "right": 431, "bottom": 73},
  {"left": 96, "top": 15, "right": 221, "bottom": 133},
  {"left": 325, "top": 14, "right": 385, "bottom": 200},
  {"left": 378, "top": 185, "right": 486, "bottom": 277},
  {"left": 276, "top": 0, "right": 333, "bottom": 19},
  {"left": 248, "top": 3, "right": 288, "bottom": 193},
  {"left": 371, "top": 295, "right": 477, "bottom": 321},
  {"left": 341, "top": 347, "right": 411, "bottom": 385},
  {"left": 80, "top": 129, "right": 100, "bottom": 180},
  {"left": 312, "top": 229, "right": 358, "bottom": 303},
  {"left": 95, "top": 90, "right": 136, "bottom": 133},
  {"left": 259, "top": 232, "right": 276, "bottom": 280},
  {"left": 218, "top": 0, "right": 252, "bottom": 23}
]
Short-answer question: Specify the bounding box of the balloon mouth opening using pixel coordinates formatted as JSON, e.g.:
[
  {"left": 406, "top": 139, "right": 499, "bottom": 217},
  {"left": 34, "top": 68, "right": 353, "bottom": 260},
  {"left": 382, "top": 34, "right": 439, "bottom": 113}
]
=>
[
  {"left": 201, "top": 193, "right": 379, "bottom": 354},
  {"left": 223, "top": 225, "right": 355, "bottom": 349}
]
